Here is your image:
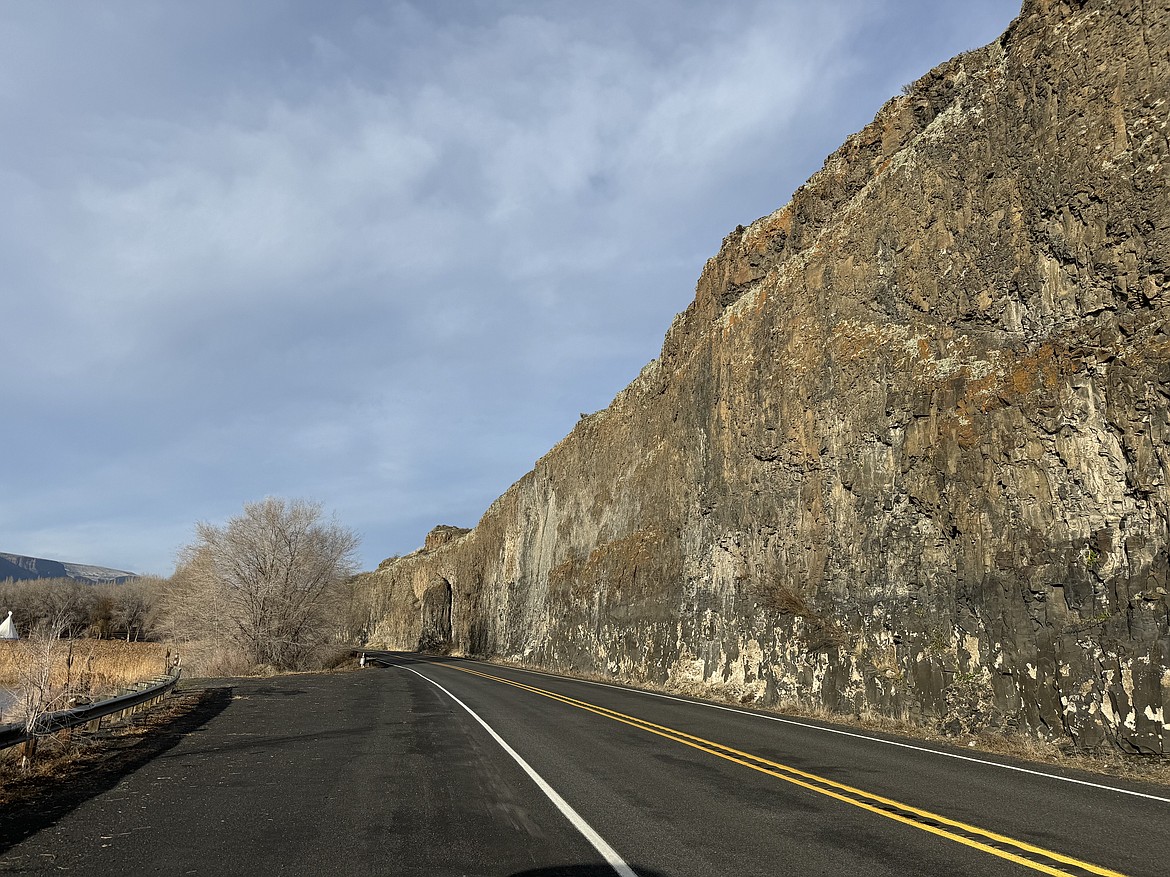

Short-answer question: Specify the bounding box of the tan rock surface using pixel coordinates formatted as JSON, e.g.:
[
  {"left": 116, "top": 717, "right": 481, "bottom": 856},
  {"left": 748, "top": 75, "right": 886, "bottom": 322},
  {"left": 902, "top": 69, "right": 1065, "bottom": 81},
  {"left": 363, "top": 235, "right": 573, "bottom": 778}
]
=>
[{"left": 360, "top": 0, "right": 1170, "bottom": 753}]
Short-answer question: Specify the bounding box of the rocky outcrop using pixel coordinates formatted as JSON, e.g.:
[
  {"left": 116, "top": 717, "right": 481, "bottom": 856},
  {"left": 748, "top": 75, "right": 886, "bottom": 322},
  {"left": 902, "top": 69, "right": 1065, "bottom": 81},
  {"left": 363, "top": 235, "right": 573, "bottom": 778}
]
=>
[{"left": 360, "top": 0, "right": 1170, "bottom": 753}]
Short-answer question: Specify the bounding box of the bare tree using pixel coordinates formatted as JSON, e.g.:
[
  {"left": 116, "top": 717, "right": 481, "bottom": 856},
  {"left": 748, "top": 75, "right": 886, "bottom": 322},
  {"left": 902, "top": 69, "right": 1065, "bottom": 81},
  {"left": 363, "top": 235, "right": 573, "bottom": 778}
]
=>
[
  {"left": 107, "top": 578, "right": 160, "bottom": 641},
  {"left": 14, "top": 613, "right": 73, "bottom": 768},
  {"left": 175, "top": 498, "right": 360, "bottom": 669}
]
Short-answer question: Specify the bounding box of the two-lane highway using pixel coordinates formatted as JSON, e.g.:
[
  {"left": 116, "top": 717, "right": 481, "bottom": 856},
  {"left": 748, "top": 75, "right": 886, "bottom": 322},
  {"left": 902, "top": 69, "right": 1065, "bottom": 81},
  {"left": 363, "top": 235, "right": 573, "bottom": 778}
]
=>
[
  {"left": 1, "top": 653, "right": 1165, "bottom": 875},
  {"left": 379, "top": 654, "right": 1166, "bottom": 877}
]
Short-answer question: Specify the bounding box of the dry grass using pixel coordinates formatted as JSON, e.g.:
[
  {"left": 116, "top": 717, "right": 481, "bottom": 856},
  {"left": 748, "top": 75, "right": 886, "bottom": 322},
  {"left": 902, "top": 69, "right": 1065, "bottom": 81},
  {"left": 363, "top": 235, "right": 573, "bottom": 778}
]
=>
[
  {"left": 164, "top": 639, "right": 357, "bottom": 679},
  {"left": 0, "top": 640, "right": 169, "bottom": 718},
  {"left": 0, "top": 689, "right": 213, "bottom": 800}
]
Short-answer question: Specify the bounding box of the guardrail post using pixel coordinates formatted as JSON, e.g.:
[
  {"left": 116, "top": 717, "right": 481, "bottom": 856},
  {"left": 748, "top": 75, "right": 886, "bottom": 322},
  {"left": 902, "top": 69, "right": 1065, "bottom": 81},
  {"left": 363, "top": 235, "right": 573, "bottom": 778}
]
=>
[{"left": 1, "top": 665, "right": 182, "bottom": 759}]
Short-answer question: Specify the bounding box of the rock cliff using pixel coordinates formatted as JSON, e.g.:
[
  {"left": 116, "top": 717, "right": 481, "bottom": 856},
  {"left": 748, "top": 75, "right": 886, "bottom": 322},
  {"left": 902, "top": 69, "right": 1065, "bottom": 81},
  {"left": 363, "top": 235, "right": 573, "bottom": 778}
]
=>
[{"left": 360, "top": 0, "right": 1170, "bottom": 753}]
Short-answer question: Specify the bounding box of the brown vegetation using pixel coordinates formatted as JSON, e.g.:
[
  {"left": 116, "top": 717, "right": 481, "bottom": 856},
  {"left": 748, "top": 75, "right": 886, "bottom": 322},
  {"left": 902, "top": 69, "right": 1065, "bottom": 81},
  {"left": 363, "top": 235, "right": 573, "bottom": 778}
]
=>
[
  {"left": 162, "top": 497, "right": 362, "bottom": 673},
  {"left": 0, "top": 688, "right": 216, "bottom": 793},
  {"left": 0, "top": 499, "right": 366, "bottom": 684},
  {"left": 0, "top": 577, "right": 161, "bottom": 641},
  {"left": 0, "top": 639, "right": 169, "bottom": 728},
  {"left": 0, "top": 640, "right": 167, "bottom": 693}
]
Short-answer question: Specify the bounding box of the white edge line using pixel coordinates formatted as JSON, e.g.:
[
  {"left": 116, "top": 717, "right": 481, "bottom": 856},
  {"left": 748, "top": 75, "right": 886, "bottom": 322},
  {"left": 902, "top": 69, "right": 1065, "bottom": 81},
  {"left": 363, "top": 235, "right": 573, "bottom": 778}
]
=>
[
  {"left": 393, "top": 664, "right": 638, "bottom": 877},
  {"left": 461, "top": 658, "right": 1170, "bottom": 806}
]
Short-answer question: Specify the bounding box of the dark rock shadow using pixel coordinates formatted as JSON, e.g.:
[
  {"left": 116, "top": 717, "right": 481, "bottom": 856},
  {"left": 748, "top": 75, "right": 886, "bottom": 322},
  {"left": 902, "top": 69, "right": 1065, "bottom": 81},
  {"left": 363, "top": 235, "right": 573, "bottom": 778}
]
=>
[{"left": 0, "top": 686, "right": 234, "bottom": 853}]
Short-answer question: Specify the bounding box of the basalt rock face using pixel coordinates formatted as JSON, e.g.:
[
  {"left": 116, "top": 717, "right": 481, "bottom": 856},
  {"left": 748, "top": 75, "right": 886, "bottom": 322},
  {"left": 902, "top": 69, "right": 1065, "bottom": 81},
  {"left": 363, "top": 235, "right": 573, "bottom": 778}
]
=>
[{"left": 363, "top": 0, "right": 1170, "bottom": 753}]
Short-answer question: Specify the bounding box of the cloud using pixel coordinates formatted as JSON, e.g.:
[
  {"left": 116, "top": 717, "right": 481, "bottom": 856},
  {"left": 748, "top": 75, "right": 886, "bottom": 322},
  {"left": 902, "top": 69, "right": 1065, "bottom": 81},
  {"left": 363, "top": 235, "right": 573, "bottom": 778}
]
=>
[{"left": 0, "top": 1, "right": 1022, "bottom": 572}]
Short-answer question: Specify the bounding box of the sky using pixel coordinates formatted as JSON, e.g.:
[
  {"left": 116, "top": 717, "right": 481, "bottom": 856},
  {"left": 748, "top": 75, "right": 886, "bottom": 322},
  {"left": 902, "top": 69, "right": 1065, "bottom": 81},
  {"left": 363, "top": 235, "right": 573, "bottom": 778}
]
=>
[{"left": 1, "top": 1, "right": 1021, "bottom": 576}]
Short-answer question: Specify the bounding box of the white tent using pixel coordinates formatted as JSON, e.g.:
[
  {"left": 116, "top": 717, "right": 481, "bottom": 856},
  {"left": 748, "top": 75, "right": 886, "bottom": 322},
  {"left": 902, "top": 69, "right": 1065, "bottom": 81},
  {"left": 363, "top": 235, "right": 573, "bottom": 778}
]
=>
[{"left": 0, "top": 611, "right": 17, "bottom": 640}]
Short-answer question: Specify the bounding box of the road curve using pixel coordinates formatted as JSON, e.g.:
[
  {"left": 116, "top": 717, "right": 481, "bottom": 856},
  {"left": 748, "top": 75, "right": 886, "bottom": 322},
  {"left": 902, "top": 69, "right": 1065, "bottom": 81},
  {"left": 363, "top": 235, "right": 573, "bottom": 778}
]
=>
[
  {"left": 377, "top": 654, "right": 1167, "bottom": 877},
  {"left": 1, "top": 653, "right": 1165, "bottom": 876}
]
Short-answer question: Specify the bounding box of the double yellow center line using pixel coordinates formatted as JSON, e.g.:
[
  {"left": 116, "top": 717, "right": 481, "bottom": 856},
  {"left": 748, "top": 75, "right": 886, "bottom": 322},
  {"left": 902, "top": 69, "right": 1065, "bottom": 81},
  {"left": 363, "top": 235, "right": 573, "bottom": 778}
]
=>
[{"left": 449, "top": 664, "right": 1126, "bottom": 877}]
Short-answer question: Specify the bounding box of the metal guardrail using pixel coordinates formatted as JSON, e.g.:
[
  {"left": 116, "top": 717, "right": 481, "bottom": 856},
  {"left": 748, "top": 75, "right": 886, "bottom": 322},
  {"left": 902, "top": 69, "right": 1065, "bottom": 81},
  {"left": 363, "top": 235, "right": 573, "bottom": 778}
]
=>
[{"left": 0, "top": 666, "right": 181, "bottom": 754}]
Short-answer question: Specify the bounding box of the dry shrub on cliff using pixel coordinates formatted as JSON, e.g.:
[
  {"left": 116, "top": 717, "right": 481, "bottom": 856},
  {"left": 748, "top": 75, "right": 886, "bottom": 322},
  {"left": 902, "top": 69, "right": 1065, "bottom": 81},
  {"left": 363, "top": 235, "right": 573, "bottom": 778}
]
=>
[{"left": 752, "top": 578, "right": 852, "bottom": 654}]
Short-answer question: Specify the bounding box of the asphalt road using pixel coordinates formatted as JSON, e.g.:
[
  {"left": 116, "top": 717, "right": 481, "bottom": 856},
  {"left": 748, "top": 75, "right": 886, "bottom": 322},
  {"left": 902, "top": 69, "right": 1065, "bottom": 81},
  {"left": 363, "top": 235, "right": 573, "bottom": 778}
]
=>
[{"left": 1, "top": 653, "right": 1167, "bottom": 876}]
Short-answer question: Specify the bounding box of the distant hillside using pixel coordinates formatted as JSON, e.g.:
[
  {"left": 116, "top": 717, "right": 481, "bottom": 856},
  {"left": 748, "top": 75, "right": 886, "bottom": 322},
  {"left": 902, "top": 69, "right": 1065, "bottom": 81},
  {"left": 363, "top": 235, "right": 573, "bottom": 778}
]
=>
[{"left": 0, "top": 552, "right": 136, "bottom": 584}]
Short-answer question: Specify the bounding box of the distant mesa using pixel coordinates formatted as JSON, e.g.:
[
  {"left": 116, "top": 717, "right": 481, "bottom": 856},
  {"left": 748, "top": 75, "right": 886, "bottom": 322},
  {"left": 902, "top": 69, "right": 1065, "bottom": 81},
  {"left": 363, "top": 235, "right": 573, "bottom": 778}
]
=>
[{"left": 0, "top": 552, "right": 136, "bottom": 584}]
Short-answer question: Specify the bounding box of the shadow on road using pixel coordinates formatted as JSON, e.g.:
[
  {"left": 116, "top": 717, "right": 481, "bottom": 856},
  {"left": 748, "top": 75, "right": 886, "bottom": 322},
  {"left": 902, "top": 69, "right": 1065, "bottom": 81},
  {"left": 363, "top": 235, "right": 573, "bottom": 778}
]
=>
[
  {"left": 510, "top": 869, "right": 673, "bottom": 874},
  {"left": 508, "top": 867, "right": 672, "bottom": 877},
  {"left": 0, "top": 686, "right": 234, "bottom": 854},
  {"left": 244, "top": 686, "right": 309, "bottom": 697}
]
